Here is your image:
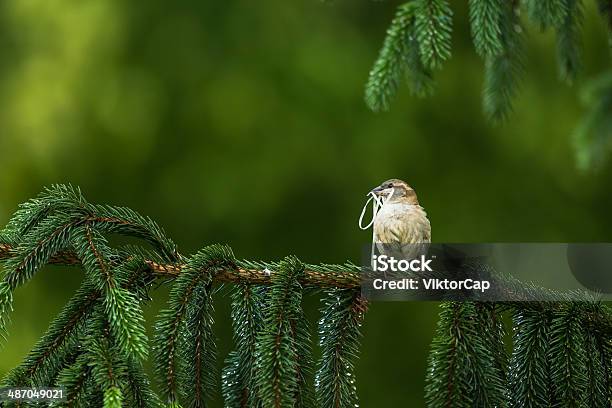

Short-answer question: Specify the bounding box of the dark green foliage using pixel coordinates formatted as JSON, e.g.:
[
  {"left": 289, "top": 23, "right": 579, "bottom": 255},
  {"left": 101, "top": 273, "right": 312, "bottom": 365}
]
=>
[
  {"left": 573, "top": 71, "right": 612, "bottom": 170},
  {"left": 584, "top": 328, "right": 609, "bottom": 408},
  {"left": 556, "top": 0, "right": 583, "bottom": 83},
  {"left": 483, "top": 0, "right": 524, "bottom": 120},
  {"left": 365, "top": 3, "right": 412, "bottom": 112},
  {"left": 125, "top": 358, "right": 162, "bottom": 408},
  {"left": 315, "top": 289, "right": 366, "bottom": 408},
  {"left": 87, "top": 204, "right": 178, "bottom": 262},
  {"left": 548, "top": 305, "right": 588, "bottom": 406},
  {"left": 599, "top": 0, "right": 612, "bottom": 46},
  {"left": 365, "top": 3, "right": 434, "bottom": 112},
  {"left": 153, "top": 245, "right": 234, "bottom": 405},
  {"left": 0, "top": 281, "right": 13, "bottom": 342},
  {"left": 253, "top": 256, "right": 314, "bottom": 408},
  {"left": 3, "top": 212, "right": 82, "bottom": 290},
  {"left": 2, "top": 186, "right": 611, "bottom": 407},
  {"left": 365, "top": 1, "right": 612, "bottom": 167},
  {"left": 468, "top": 0, "right": 504, "bottom": 57},
  {"left": 507, "top": 304, "right": 612, "bottom": 407},
  {"left": 178, "top": 283, "right": 217, "bottom": 407},
  {"left": 86, "top": 336, "right": 125, "bottom": 408},
  {"left": 1, "top": 282, "right": 96, "bottom": 388},
  {"left": 414, "top": 0, "right": 453, "bottom": 70},
  {"left": 366, "top": 4, "right": 417, "bottom": 112},
  {"left": 425, "top": 302, "right": 508, "bottom": 407},
  {"left": 55, "top": 354, "right": 93, "bottom": 407},
  {"left": 524, "top": 0, "right": 568, "bottom": 29},
  {"left": 404, "top": 20, "right": 437, "bottom": 98},
  {"left": 508, "top": 308, "right": 554, "bottom": 406},
  {"left": 222, "top": 283, "right": 265, "bottom": 408},
  {"left": 71, "top": 226, "right": 148, "bottom": 361},
  {"left": 0, "top": 185, "right": 179, "bottom": 407}
]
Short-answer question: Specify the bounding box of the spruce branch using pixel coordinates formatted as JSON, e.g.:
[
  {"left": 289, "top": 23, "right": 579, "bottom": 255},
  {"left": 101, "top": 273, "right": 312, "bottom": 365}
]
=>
[
  {"left": 84, "top": 312, "right": 128, "bottom": 408},
  {"left": 315, "top": 289, "right": 367, "bottom": 408},
  {"left": 0, "top": 281, "right": 13, "bottom": 342},
  {"left": 362, "top": 0, "right": 612, "bottom": 168},
  {"left": 253, "top": 256, "right": 313, "bottom": 408},
  {"left": 365, "top": 3, "right": 419, "bottom": 112},
  {"left": 125, "top": 358, "right": 163, "bottom": 408},
  {"left": 153, "top": 245, "right": 233, "bottom": 405},
  {"left": 483, "top": 0, "right": 524, "bottom": 121},
  {"left": 508, "top": 308, "right": 554, "bottom": 407},
  {"left": 468, "top": 0, "right": 504, "bottom": 58},
  {"left": 583, "top": 304, "right": 609, "bottom": 408},
  {"left": 414, "top": 0, "right": 453, "bottom": 70},
  {"left": 71, "top": 225, "right": 149, "bottom": 361},
  {"left": 2, "top": 241, "right": 612, "bottom": 336},
  {"left": 425, "top": 302, "right": 508, "bottom": 408},
  {"left": 1, "top": 186, "right": 612, "bottom": 407},
  {"left": 556, "top": 0, "right": 583, "bottom": 84},
  {"left": 54, "top": 354, "right": 92, "bottom": 408},
  {"left": 87, "top": 204, "right": 179, "bottom": 263},
  {"left": 178, "top": 281, "right": 217, "bottom": 407},
  {"left": 2, "top": 214, "right": 83, "bottom": 290},
  {"left": 524, "top": 0, "right": 569, "bottom": 29},
  {"left": 222, "top": 284, "right": 266, "bottom": 408},
  {"left": 599, "top": 0, "right": 612, "bottom": 47},
  {"left": 548, "top": 304, "right": 589, "bottom": 406},
  {"left": 0, "top": 282, "right": 97, "bottom": 388},
  {"left": 2, "top": 185, "right": 86, "bottom": 238},
  {"left": 0, "top": 243, "right": 361, "bottom": 289}
]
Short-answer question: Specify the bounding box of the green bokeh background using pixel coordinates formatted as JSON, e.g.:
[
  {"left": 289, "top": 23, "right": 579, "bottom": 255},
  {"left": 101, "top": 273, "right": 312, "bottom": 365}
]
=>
[{"left": 0, "top": 1, "right": 611, "bottom": 406}]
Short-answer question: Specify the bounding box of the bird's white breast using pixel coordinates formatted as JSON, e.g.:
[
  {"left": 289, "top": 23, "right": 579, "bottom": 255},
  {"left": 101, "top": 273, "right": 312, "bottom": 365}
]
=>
[{"left": 373, "top": 202, "right": 431, "bottom": 244}]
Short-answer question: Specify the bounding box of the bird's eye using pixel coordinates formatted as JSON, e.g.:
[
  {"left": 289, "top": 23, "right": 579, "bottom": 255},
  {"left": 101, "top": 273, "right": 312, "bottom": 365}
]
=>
[{"left": 387, "top": 183, "right": 393, "bottom": 188}]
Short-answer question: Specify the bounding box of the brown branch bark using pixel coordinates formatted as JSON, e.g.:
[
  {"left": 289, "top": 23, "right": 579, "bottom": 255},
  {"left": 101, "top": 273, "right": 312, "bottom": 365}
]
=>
[
  {"left": 2, "top": 243, "right": 612, "bottom": 337},
  {"left": 0, "top": 243, "right": 361, "bottom": 289}
]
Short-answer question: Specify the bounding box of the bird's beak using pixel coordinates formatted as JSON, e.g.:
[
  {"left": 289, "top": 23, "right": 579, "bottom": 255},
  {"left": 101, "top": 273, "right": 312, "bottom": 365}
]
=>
[{"left": 369, "top": 186, "right": 385, "bottom": 196}]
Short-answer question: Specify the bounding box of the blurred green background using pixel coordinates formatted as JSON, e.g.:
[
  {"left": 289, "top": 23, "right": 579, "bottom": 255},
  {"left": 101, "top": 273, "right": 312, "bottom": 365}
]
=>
[{"left": 0, "top": 1, "right": 611, "bottom": 406}]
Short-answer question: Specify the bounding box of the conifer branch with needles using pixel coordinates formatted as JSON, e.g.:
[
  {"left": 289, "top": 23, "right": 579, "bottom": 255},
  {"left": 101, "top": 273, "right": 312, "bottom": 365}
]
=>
[
  {"left": 0, "top": 185, "right": 610, "bottom": 407},
  {"left": 366, "top": 0, "right": 612, "bottom": 168}
]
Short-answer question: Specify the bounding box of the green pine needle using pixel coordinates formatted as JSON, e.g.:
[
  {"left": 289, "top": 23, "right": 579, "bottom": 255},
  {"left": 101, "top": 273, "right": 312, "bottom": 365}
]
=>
[
  {"left": 425, "top": 302, "right": 508, "bottom": 408},
  {"left": 365, "top": 3, "right": 418, "bottom": 112},
  {"left": 222, "top": 284, "right": 266, "bottom": 408},
  {"left": 0, "top": 281, "right": 13, "bottom": 344},
  {"left": 103, "top": 386, "right": 123, "bottom": 408},
  {"left": 54, "top": 354, "right": 92, "bottom": 407},
  {"left": 315, "top": 289, "right": 366, "bottom": 408},
  {"left": 483, "top": 1, "right": 524, "bottom": 121},
  {"left": 154, "top": 245, "right": 233, "bottom": 405},
  {"left": 2, "top": 186, "right": 612, "bottom": 406},
  {"left": 414, "top": 0, "right": 453, "bottom": 70},
  {"left": 549, "top": 305, "right": 589, "bottom": 406},
  {"left": 125, "top": 358, "right": 163, "bottom": 408},
  {"left": 105, "top": 286, "right": 149, "bottom": 361},
  {"left": 508, "top": 308, "right": 553, "bottom": 407},
  {"left": 525, "top": 0, "right": 569, "bottom": 29},
  {"left": 556, "top": 0, "right": 584, "bottom": 84},
  {"left": 253, "top": 256, "right": 314, "bottom": 408},
  {"left": 178, "top": 283, "right": 217, "bottom": 407},
  {"left": 469, "top": 0, "right": 504, "bottom": 58}
]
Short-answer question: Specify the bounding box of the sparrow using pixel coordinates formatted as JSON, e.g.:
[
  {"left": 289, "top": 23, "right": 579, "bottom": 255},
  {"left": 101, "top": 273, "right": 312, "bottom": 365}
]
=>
[{"left": 370, "top": 179, "right": 431, "bottom": 263}]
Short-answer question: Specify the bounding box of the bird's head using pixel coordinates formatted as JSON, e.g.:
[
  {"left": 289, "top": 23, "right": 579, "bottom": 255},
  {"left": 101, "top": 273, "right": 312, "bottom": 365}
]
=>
[{"left": 370, "top": 179, "right": 419, "bottom": 205}]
